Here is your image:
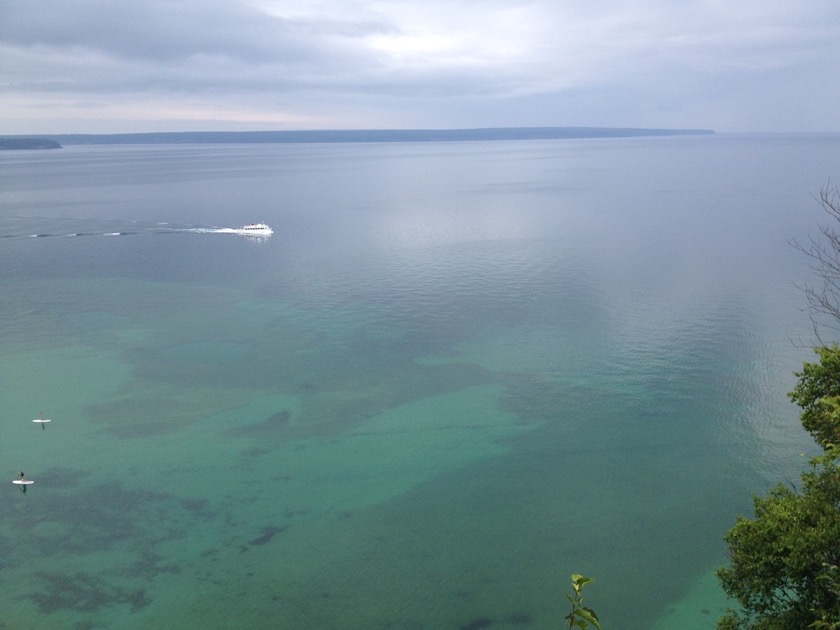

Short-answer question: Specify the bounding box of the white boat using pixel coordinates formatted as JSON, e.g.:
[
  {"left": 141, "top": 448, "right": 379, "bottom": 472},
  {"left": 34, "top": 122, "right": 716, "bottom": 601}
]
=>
[{"left": 233, "top": 223, "right": 273, "bottom": 237}]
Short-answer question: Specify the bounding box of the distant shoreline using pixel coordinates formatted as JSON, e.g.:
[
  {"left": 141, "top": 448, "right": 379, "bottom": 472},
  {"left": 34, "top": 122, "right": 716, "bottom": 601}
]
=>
[
  {"left": 0, "top": 137, "right": 62, "bottom": 150},
  {"left": 1, "top": 126, "right": 714, "bottom": 148}
]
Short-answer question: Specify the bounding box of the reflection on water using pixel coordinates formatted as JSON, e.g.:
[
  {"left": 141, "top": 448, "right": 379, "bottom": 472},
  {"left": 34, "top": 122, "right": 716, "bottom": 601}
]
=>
[{"left": 0, "top": 135, "right": 836, "bottom": 628}]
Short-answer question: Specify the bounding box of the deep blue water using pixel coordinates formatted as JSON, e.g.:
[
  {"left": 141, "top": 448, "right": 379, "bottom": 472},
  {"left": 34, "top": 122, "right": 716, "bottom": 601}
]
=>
[{"left": 0, "top": 134, "right": 837, "bottom": 629}]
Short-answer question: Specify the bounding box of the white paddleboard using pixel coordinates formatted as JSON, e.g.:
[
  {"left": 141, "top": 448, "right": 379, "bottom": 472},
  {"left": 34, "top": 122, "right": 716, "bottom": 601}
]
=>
[
  {"left": 33, "top": 418, "right": 51, "bottom": 423},
  {"left": 12, "top": 479, "right": 34, "bottom": 485}
]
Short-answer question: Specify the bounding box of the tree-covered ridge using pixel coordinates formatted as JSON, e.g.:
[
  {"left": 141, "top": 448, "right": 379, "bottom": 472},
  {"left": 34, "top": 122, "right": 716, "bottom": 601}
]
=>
[
  {"left": 43, "top": 127, "right": 713, "bottom": 145},
  {"left": 0, "top": 137, "right": 61, "bottom": 150}
]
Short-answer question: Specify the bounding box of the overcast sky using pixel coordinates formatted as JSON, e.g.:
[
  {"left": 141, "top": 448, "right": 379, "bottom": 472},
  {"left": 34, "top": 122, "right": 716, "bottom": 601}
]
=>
[{"left": 1, "top": 0, "right": 839, "bottom": 134}]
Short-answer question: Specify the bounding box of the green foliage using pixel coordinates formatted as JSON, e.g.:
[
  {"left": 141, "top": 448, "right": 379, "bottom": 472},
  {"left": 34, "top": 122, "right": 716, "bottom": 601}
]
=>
[
  {"left": 789, "top": 345, "right": 840, "bottom": 449},
  {"left": 716, "top": 452, "right": 840, "bottom": 628},
  {"left": 565, "top": 574, "right": 601, "bottom": 629},
  {"left": 717, "top": 345, "right": 840, "bottom": 629}
]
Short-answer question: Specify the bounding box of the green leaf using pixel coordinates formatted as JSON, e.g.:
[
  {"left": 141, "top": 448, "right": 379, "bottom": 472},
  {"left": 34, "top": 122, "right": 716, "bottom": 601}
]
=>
[{"left": 578, "top": 607, "right": 602, "bottom": 629}]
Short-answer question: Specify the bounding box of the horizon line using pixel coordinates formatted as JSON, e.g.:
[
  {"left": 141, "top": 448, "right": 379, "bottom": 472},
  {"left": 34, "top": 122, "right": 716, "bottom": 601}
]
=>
[{"left": 2, "top": 126, "right": 716, "bottom": 146}]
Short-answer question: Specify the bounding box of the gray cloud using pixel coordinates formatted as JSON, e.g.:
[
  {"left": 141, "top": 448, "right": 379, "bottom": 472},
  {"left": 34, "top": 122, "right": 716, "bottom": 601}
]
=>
[
  {"left": 2, "top": 1, "right": 310, "bottom": 62},
  {"left": 1, "top": 0, "right": 838, "bottom": 133}
]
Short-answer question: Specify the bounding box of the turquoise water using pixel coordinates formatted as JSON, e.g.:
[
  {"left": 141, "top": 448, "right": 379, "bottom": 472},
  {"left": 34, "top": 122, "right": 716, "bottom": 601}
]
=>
[{"left": 0, "top": 135, "right": 837, "bottom": 628}]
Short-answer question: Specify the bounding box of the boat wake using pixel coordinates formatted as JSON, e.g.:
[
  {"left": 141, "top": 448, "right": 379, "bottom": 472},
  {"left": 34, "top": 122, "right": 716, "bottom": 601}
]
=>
[
  {"left": 0, "top": 222, "right": 272, "bottom": 240},
  {"left": 1, "top": 230, "right": 140, "bottom": 240}
]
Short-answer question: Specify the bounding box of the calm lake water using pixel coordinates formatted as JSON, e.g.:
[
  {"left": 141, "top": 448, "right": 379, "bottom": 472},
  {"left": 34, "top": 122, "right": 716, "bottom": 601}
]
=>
[{"left": 1, "top": 134, "right": 838, "bottom": 629}]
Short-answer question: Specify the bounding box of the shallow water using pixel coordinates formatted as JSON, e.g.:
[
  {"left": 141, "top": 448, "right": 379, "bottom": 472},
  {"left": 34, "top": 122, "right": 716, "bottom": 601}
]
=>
[{"left": 0, "top": 135, "right": 837, "bottom": 628}]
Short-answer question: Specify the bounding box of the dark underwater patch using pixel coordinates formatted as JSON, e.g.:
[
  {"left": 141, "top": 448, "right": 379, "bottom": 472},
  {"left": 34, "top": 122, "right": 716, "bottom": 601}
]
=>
[
  {"left": 247, "top": 525, "right": 288, "bottom": 547},
  {"left": 118, "top": 549, "right": 182, "bottom": 580},
  {"left": 5, "top": 477, "right": 208, "bottom": 561},
  {"left": 459, "top": 617, "right": 493, "bottom": 630},
  {"left": 83, "top": 397, "right": 196, "bottom": 437},
  {"left": 456, "top": 613, "right": 532, "bottom": 629},
  {"left": 27, "top": 571, "right": 150, "bottom": 613},
  {"left": 35, "top": 466, "right": 90, "bottom": 489},
  {"left": 222, "top": 410, "right": 291, "bottom": 440}
]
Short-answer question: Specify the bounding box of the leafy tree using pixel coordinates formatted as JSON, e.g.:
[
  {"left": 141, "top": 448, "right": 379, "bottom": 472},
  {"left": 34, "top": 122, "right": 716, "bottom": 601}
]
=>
[
  {"left": 789, "top": 345, "right": 840, "bottom": 449},
  {"left": 718, "top": 185, "right": 840, "bottom": 628},
  {"left": 792, "top": 182, "right": 840, "bottom": 338},
  {"left": 716, "top": 346, "right": 840, "bottom": 628}
]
